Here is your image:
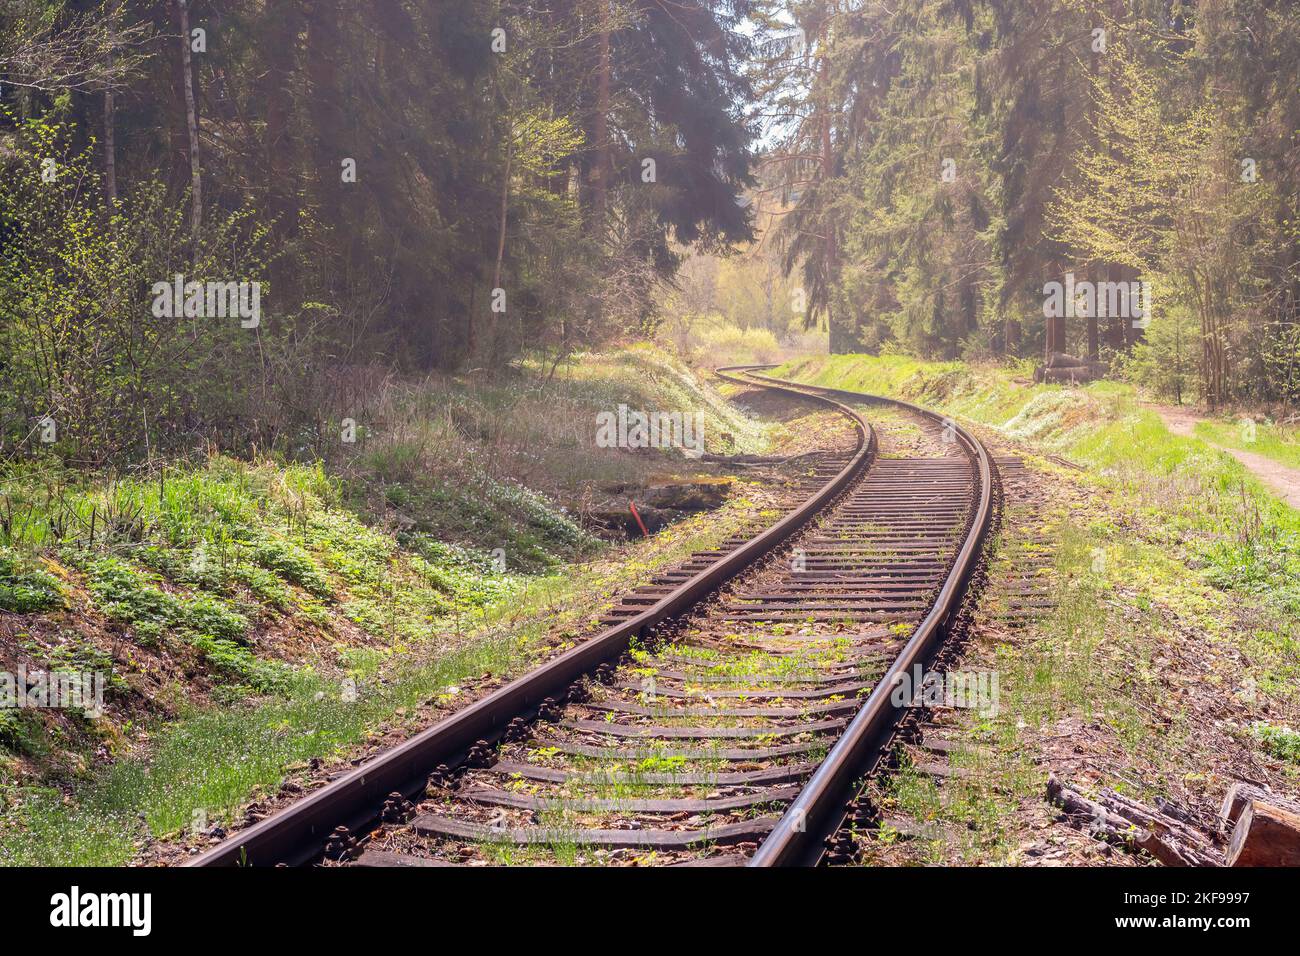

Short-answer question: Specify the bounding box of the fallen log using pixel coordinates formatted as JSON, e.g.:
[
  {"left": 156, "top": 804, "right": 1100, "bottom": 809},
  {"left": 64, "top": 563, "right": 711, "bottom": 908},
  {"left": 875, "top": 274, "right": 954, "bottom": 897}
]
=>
[
  {"left": 1042, "top": 366, "right": 1092, "bottom": 384},
  {"left": 1046, "top": 351, "right": 1087, "bottom": 369},
  {"left": 1048, "top": 775, "right": 1141, "bottom": 834},
  {"left": 1038, "top": 363, "right": 1107, "bottom": 385},
  {"left": 1227, "top": 799, "right": 1300, "bottom": 867},
  {"left": 1047, "top": 776, "right": 1223, "bottom": 866},
  {"left": 1100, "top": 788, "right": 1225, "bottom": 861}
]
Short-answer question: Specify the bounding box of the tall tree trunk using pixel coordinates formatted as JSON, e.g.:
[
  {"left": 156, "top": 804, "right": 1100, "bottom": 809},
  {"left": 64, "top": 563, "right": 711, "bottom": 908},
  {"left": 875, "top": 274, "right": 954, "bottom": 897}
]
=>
[
  {"left": 261, "top": 3, "right": 302, "bottom": 303},
  {"left": 1191, "top": 272, "right": 1221, "bottom": 408},
  {"left": 580, "top": 0, "right": 612, "bottom": 348},
  {"left": 491, "top": 120, "right": 513, "bottom": 363},
  {"left": 263, "top": 4, "right": 301, "bottom": 234},
  {"left": 104, "top": 84, "right": 116, "bottom": 203},
  {"left": 1086, "top": 265, "right": 1099, "bottom": 361},
  {"left": 818, "top": 44, "right": 839, "bottom": 351},
  {"left": 1045, "top": 262, "right": 1066, "bottom": 359},
  {"left": 176, "top": 0, "right": 202, "bottom": 238},
  {"left": 306, "top": 1, "right": 343, "bottom": 236},
  {"left": 591, "top": 0, "right": 611, "bottom": 241},
  {"left": 104, "top": 0, "right": 120, "bottom": 205},
  {"left": 962, "top": 275, "right": 978, "bottom": 335}
]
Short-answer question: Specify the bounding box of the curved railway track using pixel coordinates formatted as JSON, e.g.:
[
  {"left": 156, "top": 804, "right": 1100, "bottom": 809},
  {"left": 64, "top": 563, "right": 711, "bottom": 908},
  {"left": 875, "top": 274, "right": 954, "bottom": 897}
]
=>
[{"left": 189, "top": 367, "right": 996, "bottom": 868}]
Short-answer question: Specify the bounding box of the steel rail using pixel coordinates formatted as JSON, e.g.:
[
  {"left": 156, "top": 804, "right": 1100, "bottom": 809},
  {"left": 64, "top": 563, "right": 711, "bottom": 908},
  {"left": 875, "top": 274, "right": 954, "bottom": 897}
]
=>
[
  {"left": 190, "top": 367, "right": 875, "bottom": 866},
  {"left": 738, "top": 367, "right": 997, "bottom": 868}
]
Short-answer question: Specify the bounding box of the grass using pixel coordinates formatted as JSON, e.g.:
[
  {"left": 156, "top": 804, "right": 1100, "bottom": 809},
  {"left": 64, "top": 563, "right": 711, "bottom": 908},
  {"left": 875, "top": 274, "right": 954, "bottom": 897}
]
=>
[
  {"left": 0, "top": 344, "right": 790, "bottom": 866},
  {"left": 0, "top": 481, "right": 783, "bottom": 866},
  {"left": 0, "top": 548, "right": 62, "bottom": 613},
  {"left": 350, "top": 345, "right": 770, "bottom": 527},
  {"left": 784, "top": 353, "right": 1300, "bottom": 863},
  {"left": 876, "top": 745, "right": 1037, "bottom": 864},
  {"left": 0, "top": 452, "right": 545, "bottom": 862},
  {"left": 1250, "top": 723, "right": 1300, "bottom": 765},
  {"left": 1194, "top": 418, "right": 1300, "bottom": 471},
  {"left": 1, "top": 634, "right": 521, "bottom": 865}
]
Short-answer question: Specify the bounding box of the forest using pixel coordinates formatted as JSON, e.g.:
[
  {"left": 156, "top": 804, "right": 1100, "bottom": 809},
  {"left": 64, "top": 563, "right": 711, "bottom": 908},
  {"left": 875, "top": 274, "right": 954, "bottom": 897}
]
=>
[
  {"left": 765, "top": 0, "right": 1300, "bottom": 409},
  {"left": 3, "top": 1, "right": 1299, "bottom": 473},
  {"left": 2, "top": 0, "right": 758, "bottom": 465}
]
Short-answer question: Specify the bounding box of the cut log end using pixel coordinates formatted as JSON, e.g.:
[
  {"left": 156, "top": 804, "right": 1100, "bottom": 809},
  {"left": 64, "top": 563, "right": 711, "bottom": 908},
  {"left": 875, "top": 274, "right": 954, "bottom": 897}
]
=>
[{"left": 1227, "top": 800, "right": 1300, "bottom": 867}]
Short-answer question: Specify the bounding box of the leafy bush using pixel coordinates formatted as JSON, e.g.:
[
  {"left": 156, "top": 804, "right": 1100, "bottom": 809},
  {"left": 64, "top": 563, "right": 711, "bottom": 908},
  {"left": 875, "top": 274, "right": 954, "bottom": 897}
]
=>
[
  {"left": 408, "top": 543, "right": 512, "bottom": 608},
  {"left": 689, "top": 320, "right": 782, "bottom": 365},
  {"left": 187, "top": 634, "right": 289, "bottom": 695},
  {"left": 231, "top": 564, "right": 291, "bottom": 608},
  {"left": 1113, "top": 301, "right": 1197, "bottom": 403},
  {"left": 185, "top": 595, "right": 249, "bottom": 643},
  {"left": 83, "top": 556, "right": 182, "bottom": 633},
  {"left": 0, "top": 116, "right": 273, "bottom": 464}
]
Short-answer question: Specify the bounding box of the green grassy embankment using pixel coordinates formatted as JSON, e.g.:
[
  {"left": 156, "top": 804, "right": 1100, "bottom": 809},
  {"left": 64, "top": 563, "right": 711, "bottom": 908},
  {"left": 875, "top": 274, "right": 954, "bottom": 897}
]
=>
[{"left": 0, "top": 345, "right": 779, "bottom": 865}]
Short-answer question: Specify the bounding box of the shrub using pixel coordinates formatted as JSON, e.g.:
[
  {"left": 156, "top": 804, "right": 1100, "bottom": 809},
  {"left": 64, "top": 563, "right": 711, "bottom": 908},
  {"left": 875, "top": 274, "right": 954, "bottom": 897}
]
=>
[
  {"left": 83, "top": 556, "right": 182, "bottom": 632},
  {"left": 0, "top": 116, "right": 273, "bottom": 464},
  {"left": 184, "top": 595, "right": 249, "bottom": 643},
  {"left": 1251, "top": 722, "right": 1300, "bottom": 764}
]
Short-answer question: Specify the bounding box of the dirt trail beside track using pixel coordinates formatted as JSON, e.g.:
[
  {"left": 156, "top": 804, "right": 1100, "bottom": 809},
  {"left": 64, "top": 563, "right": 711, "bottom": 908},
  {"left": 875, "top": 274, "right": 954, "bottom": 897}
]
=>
[{"left": 1154, "top": 406, "right": 1300, "bottom": 510}]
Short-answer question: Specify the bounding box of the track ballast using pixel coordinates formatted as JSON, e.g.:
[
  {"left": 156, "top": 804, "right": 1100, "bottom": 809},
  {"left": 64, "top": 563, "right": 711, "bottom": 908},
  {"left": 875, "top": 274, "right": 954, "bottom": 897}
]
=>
[{"left": 190, "top": 367, "right": 995, "bottom": 868}]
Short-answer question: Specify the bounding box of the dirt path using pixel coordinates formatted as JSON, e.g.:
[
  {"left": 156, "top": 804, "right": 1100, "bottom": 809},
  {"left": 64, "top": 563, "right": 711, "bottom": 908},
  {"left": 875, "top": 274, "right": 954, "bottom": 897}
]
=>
[{"left": 1153, "top": 405, "right": 1300, "bottom": 510}]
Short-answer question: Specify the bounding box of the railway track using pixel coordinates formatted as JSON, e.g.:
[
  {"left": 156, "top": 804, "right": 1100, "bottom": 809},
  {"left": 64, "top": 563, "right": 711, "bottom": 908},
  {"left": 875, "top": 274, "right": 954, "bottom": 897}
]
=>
[{"left": 189, "top": 367, "right": 996, "bottom": 868}]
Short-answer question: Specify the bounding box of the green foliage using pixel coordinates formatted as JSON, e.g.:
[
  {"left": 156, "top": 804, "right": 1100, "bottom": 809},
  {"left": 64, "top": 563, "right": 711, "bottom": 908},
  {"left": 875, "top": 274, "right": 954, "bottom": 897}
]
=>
[
  {"left": 0, "top": 116, "right": 273, "bottom": 463},
  {"left": 184, "top": 595, "right": 249, "bottom": 643},
  {"left": 689, "top": 319, "right": 784, "bottom": 365},
  {"left": 1047, "top": 41, "right": 1279, "bottom": 406},
  {"left": 78, "top": 553, "right": 276, "bottom": 687},
  {"left": 249, "top": 537, "right": 331, "bottom": 598},
  {"left": 0, "top": 623, "right": 525, "bottom": 864},
  {"left": 186, "top": 634, "right": 288, "bottom": 695},
  {"left": 1113, "top": 302, "right": 1197, "bottom": 404},
  {"left": 83, "top": 556, "right": 183, "bottom": 639},
  {"left": 763, "top": 1, "right": 1300, "bottom": 408},
  {"left": 0, "top": 547, "right": 62, "bottom": 612},
  {"left": 1251, "top": 723, "right": 1300, "bottom": 764},
  {"left": 2, "top": 0, "right": 757, "bottom": 431}
]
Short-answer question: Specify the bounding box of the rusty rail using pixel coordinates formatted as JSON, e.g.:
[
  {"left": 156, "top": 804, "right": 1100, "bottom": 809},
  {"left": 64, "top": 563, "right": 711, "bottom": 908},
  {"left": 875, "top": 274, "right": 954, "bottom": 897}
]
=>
[
  {"left": 738, "top": 367, "right": 996, "bottom": 867},
  {"left": 190, "top": 368, "right": 874, "bottom": 866}
]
